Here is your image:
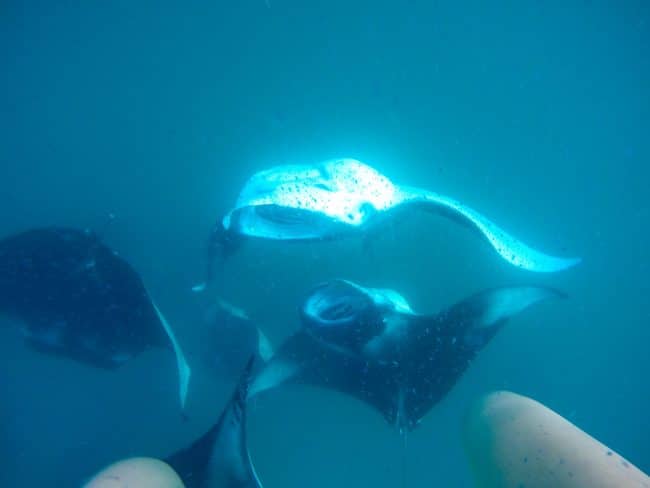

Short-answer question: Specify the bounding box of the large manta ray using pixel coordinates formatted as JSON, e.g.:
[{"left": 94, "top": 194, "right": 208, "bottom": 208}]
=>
[
  {"left": 167, "top": 358, "right": 262, "bottom": 488},
  {"left": 247, "top": 279, "right": 563, "bottom": 432},
  {"left": 0, "top": 227, "right": 190, "bottom": 408},
  {"left": 197, "top": 158, "right": 580, "bottom": 289}
]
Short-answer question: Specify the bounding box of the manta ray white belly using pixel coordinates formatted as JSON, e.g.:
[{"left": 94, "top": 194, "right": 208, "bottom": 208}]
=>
[{"left": 221, "top": 158, "right": 580, "bottom": 273}]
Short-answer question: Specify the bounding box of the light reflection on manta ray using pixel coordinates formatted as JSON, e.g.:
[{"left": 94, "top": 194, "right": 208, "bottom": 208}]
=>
[
  {"left": 198, "top": 158, "right": 580, "bottom": 289},
  {"left": 247, "top": 279, "right": 564, "bottom": 432}
]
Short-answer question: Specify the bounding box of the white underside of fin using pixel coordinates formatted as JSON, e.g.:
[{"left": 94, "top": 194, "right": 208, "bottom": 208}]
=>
[
  {"left": 151, "top": 300, "right": 191, "bottom": 409},
  {"left": 256, "top": 328, "right": 274, "bottom": 363},
  {"left": 248, "top": 358, "right": 298, "bottom": 399},
  {"left": 479, "top": 287, "right": 555, "bottom": 328},
  {"left": 396, "top": 185, "right": 581, "bottom": 273},
  {"left": 226, "top": 158, "right": 580, "bottom": 273}
]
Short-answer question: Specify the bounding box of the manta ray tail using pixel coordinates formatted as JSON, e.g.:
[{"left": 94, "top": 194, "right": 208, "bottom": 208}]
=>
[
  {"left": 166, "top": 357, "right": 262, "bottom": 488},
  {"left": 395, "top": 186, "right": 581, "bottom": 273}
]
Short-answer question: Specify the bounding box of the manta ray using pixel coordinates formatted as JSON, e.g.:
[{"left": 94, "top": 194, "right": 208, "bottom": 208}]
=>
[
  {"left": 0, "top": 227, "right": 191, "bottom": 408},
  {"left": 197, "top": 158, "right": 580, "bottom": 289},
  {"left": 167, "top": 357, "right": 262, "bottom": 488},
  {"left": 202, "top": 298, "right": 274, "bottom": 381},
  {"left": 247, "top": 279, "right": 564, "bottom": 432}
]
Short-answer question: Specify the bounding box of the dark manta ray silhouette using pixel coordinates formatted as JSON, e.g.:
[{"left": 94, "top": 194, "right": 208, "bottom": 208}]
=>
[
  {"left": 167, "top": 357, "right": 262, "bottom": 488},
  {"left": 202, "top": 298, "right": 273, "bottom": 381},
  {"left": 0, "top": 227, "right": 191, "bottom": 407},
  {"left": 247, "top": 279, "right": 564, "bottom": 432},
  {"left": 196, "top": 158, "right": 580, "bottom": 289}
]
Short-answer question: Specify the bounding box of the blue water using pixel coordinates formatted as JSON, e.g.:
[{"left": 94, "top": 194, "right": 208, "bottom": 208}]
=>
[{"left": 1, "top": 1, "right": 648, "bottom": 486}]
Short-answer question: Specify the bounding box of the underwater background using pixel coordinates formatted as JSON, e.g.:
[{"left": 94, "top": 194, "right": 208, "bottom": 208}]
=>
[{"left": 1, "top": 0, "right": 648, "bottom": 486}]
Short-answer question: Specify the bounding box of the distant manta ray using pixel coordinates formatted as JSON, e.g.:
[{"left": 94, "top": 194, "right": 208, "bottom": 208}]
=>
[
  {"left": 0, "top": 227, "right": 191, "bottom": 408},
  {"left": 247, "top": 279, "right": 564, "bottom": 432},
  {"left": 196, "top": 158, "right": 580, "bottom": 290},
  {"left": 202, "top": 298, "right": 274, "bottom": 381}
]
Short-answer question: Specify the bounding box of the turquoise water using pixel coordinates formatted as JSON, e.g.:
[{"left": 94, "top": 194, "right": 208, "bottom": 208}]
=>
[{"left": 1, "top": 1, "right": 648, "bottom": 486}]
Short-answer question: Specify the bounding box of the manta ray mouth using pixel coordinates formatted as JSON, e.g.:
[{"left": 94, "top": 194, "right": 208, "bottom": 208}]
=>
[
  {"left": 319, "top": 300, "right": 356, "bottom": 321},
  {"left": 300, "top": 280, "right": 374, "bottom": 327}
]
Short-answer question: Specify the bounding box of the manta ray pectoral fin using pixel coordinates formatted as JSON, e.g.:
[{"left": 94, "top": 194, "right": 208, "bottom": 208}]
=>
[
  {"left": 473, "top": 286, "right": 566, "bottom": 329},
  {"left": 396, "top": 286, "right": 563, "bottom": 429},
  {"left": 246, "top": 332, "right": 316, "bottom": 399},
  {"left": 166, "top": 357, "right": 263, "bottom": 488},
  {"left": 247, "top": 331, "right": 391, "bottom": 423},
  {"left": 247, "top": 353, "right": 300, "bottom": 399},
  {"left": 394, "top": 186, "right": 581, "bottom": 273},
  {"left": 256, "top": 328, "right": 274, "bottom": 363},
  {"left": 211, "top": 295, "right": 274, "bottom": 364},
  {"left": 413, "top": 285, "right": 564, "bottom": 350},
  {"left": 150, "top": 300, "right": 192, "bottom": 410}
]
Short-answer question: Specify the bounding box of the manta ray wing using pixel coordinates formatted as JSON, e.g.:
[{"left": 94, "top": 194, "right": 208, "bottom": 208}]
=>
[
  {"left": 167, "top": 358, "right": 261, "bottom": 488},
  {"left": 399, "top": 286, "right": 565, "bottom": 429},
  {"left": 394, "top": 186, "right": 581, "bottom": 273},
  {"left": 247, "top": 330, "right": 401, "bottom": 426}
]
